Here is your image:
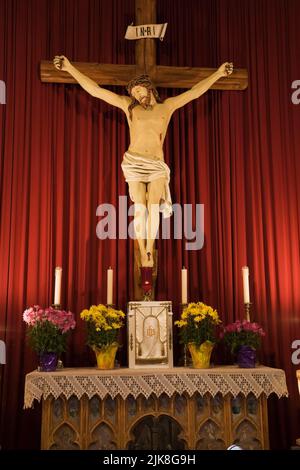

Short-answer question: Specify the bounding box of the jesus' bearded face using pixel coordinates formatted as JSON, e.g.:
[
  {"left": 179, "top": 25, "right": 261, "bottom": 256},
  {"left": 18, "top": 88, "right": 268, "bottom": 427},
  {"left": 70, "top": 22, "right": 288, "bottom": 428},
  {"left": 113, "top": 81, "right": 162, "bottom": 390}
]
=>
[{"left": 131, "top": 85, "right": 153, "bottom": 109}]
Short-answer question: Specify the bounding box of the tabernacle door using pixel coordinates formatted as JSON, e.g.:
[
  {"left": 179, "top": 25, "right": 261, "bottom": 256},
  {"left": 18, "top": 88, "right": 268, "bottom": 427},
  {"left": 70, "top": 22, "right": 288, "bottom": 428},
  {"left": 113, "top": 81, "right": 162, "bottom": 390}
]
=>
[{"left": 128, "top": 301, "right": 173, "bottom": 369}]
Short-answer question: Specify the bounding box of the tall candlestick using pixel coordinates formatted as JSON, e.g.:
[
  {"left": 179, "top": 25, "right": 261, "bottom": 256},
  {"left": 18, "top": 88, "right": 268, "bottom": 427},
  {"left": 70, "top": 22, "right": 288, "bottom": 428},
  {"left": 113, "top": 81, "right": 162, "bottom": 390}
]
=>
[
  {"left": 107, "top": 267, "right": 113, "bottom": 305},
  {"left": 54, "top": 267, "right": 62, "bottom": 306},
  {"left": 181, "top": 267, "right": 188, "bottom": 305},
  {"left": 242, "top": 266, "right": 250, "bottom": 304}
]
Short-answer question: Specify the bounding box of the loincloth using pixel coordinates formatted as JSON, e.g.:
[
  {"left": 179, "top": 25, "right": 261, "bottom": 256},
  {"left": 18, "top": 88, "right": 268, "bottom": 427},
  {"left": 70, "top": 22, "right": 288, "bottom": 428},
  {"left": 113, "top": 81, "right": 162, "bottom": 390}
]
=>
[{"left": 121, "top": 151, "right": 172, "bottom": 218}]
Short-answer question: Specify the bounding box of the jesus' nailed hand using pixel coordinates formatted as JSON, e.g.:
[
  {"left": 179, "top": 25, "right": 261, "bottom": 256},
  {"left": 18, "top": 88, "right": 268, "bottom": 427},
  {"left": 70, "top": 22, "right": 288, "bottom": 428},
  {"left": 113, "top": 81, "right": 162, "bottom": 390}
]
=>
[{"left": 53, "top": 55, "right": 233, "bottom": 267}]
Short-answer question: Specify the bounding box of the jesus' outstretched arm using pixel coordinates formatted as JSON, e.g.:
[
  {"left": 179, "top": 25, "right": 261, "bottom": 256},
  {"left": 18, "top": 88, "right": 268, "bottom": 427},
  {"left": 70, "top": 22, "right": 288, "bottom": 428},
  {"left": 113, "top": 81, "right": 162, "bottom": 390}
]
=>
[
  {"left": 53, "top": 55, "right": 129, "bottom": 111},
  {"left": 164, "top": 62, "right": 233, "bottom": 112}
]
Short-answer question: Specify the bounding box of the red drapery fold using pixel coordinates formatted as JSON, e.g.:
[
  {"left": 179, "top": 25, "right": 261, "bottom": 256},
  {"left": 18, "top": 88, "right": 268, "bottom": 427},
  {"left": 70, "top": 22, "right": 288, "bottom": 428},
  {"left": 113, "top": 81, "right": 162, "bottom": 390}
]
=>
[{"left": 0, "top": 0, "right": 299, "bottom": 449}]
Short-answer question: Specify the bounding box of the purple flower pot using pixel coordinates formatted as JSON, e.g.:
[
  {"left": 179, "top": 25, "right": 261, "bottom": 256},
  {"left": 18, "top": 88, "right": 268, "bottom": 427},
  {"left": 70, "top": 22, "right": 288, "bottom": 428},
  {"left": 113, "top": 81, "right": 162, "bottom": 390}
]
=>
[
  {"left": 237, "top": 345, "right": 256, "bottom": 368},
  {"left": 39, "top": 352, "right": 58, "bottom": 372}
]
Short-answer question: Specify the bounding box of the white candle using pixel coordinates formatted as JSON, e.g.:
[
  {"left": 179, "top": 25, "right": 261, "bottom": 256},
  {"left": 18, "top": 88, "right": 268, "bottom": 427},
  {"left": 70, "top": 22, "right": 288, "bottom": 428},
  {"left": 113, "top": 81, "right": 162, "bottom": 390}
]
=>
[
  {"left": 181, "top": 267, "right": 188, "bottom": 304},
  {"left": 242, "top": 266, "right": 250, "bottom": 304},
  {"left": 107, "top": 267, "right": 113, "bottom": 305},
  {"left": 54, "top": 266, "right": 62, "bottom": 306}
]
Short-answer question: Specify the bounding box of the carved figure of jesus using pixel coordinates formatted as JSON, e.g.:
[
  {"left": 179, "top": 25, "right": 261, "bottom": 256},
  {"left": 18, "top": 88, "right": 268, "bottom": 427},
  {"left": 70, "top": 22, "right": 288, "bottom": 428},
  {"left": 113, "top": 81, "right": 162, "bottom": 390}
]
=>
[{"left": 53, "top": 56, "right": 233, "bottom": 267}]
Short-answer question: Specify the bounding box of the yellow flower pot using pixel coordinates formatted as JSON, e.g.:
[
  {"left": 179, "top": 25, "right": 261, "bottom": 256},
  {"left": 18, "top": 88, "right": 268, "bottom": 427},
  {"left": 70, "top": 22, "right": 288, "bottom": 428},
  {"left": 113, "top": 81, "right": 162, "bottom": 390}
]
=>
[
  {"left": 93, "top": 343, "right": 118, "bottom": 369},
  {"left": 188, "top": 341, "right": 214, "bottom": 368}
]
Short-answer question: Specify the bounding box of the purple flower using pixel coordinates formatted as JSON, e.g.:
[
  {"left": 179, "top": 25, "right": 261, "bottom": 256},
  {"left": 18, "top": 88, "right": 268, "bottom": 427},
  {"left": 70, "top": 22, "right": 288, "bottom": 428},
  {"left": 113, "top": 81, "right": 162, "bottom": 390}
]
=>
[{"left": 220, "top": 319, "right": 265, "bottom": 353}]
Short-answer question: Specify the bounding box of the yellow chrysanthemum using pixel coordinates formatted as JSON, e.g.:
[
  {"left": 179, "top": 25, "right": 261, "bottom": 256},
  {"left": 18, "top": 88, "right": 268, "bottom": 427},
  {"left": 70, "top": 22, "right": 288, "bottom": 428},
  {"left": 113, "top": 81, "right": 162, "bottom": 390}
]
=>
[
  {"left": 174, "top": 319, "right": 188, "bottom": 328},
  {"left": 80, "top": 304, "right": 125, "bottom": 351},
  {"left": 194, "top": 316, "right": 203, "bottom": 323},
  {"left": 176, "top": 301, "right": 221, "bottom": 343}
]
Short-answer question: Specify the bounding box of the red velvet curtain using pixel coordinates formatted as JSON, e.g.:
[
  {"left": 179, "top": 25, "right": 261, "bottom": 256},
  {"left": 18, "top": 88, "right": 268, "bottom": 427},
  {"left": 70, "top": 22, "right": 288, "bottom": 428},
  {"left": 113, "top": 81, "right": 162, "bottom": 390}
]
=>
[{"left": 0, "top": 0, "right": 299, "bottom": 449}]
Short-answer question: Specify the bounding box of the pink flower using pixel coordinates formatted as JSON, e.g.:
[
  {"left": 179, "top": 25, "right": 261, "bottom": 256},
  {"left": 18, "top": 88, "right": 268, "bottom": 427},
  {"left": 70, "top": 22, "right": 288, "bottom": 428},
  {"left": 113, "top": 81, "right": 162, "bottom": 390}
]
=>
[
  {"left": 23, "top": 305, "right": 76, "bottom": 332},
  {"left": 220, "top": 319, "right": 266, "bottom": 352},
  {"left": 223, "top": 319, "right": 265, "bottom": 335}
]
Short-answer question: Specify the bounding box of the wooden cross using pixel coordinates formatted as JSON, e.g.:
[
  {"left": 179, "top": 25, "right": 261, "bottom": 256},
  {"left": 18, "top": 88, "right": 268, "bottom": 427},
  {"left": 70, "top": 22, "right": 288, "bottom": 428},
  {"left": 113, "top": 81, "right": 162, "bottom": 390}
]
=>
[
  {"left": 41, "top": 0, "right": 247, "bottom": 301},
  {"left": 40, "top": 0, "right": 248, "bottom": 90}
]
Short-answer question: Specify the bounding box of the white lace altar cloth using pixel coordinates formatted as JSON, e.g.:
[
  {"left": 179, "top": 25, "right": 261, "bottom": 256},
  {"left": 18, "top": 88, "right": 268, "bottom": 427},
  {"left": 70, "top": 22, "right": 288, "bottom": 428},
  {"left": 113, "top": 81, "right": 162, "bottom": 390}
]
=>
[{"left": 24, "top": 366, "right": 288, "bottom": 409}]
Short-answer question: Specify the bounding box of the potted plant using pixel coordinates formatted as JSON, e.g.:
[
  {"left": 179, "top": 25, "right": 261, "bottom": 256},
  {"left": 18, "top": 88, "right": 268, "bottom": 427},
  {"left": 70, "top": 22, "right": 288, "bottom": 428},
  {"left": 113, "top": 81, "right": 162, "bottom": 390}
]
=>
[
  {"left": 80, "top": 304, "right": 125, "bottom": 369},
  {"left": 220, "top": 319, "right": 265, "bottom": 368},
  {"left": 175, "top": 302, "right": 221, "bottom": 368},
  {"left": 23, "top": 305, "right": 76, "bottom": 371}
]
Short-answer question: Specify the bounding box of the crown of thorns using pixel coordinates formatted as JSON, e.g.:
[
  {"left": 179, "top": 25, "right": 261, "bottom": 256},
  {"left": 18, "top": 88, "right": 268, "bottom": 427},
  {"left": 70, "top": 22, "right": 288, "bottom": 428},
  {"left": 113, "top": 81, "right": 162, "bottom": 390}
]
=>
[
  {"left": 126, "top": 74, "right": 161, "bottom": 101},
  {"left": 126, "top": 74, "right": 153, "bottom": 93}
]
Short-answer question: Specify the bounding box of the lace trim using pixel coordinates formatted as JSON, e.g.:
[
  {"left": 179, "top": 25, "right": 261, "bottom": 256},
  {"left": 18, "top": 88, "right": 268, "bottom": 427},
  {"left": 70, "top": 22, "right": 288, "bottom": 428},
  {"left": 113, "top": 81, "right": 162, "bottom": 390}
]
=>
[{"left": 24, "top": 366, "right": 288, "bottom": 409}]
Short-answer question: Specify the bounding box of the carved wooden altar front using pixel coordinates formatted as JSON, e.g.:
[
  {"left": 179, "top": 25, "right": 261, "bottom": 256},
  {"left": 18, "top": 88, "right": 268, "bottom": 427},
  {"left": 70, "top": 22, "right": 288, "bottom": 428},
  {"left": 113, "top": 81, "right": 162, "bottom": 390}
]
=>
[{"left": 24, "top": 366, "right": 288, "bottom": 450}]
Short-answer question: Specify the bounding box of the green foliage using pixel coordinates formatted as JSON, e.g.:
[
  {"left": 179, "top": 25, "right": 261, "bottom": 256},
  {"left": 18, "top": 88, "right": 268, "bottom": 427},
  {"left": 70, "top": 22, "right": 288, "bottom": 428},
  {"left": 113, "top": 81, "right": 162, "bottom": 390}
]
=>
[
  {"left": 85, "top": 322, "right": 119, "bottom": 349},
  {"left": 26, "top": 320, "right": 68, "bottom": 354},
  {"left": 223, "top": 330, "right": 262, "bottom": 354},
  {"left": 179, "top": 316, "right": 218, "bottom": 347},
  {"left": 221, "top": 320, "right": 265, "bottom": 354}
]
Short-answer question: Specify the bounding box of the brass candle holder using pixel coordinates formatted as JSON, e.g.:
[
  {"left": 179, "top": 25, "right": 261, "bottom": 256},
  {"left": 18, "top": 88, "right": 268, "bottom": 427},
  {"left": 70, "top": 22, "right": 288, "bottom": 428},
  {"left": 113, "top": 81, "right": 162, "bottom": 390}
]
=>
[
  {"left": 51, "top": 304, "right": 62, "bottom": 310},
  {"left": 181, "top": 303, "right": 188, "bottom": 367},
  {"left": 244, "top": 302, "right": 251, "bottom": 322},
  {"left": 51, "top": 303, "right": 64, "bottom": 369}
]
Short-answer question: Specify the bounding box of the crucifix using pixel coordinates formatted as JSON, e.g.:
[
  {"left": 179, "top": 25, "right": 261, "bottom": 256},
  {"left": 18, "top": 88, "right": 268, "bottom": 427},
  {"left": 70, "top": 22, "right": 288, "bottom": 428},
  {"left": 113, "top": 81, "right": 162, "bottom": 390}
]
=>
[
  {"left": 41, "top": 0, "right": 247, "bottom": 88},
  {"left": 42, "top": 0, "right": 248, "bottom": 301}
]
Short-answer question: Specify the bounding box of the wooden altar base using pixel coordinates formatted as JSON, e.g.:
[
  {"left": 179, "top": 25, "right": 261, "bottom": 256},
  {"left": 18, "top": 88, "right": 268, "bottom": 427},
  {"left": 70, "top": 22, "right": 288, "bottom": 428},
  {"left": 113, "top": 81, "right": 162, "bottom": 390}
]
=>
[{"left": 41, "top": 392, "right": 269, "bottom": 450}]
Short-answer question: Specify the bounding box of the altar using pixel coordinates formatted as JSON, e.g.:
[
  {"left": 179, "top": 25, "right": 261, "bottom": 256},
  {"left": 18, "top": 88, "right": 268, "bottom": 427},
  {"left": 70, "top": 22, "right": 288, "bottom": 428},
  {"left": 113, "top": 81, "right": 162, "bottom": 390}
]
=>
[{"left": 24, "top": 366, "right": 288, "bottom": 450}]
